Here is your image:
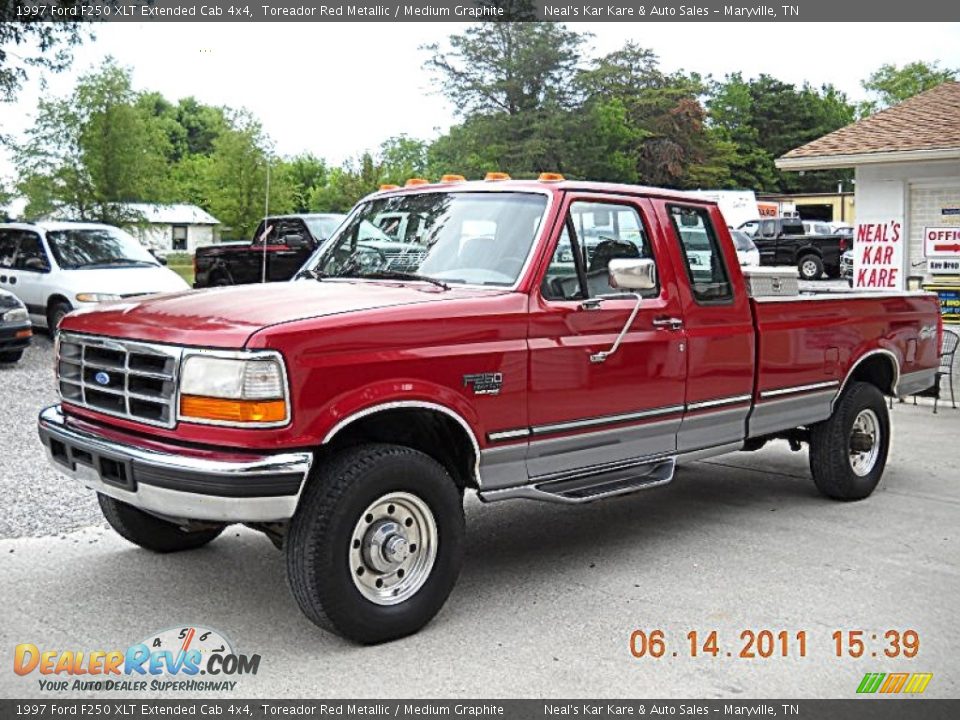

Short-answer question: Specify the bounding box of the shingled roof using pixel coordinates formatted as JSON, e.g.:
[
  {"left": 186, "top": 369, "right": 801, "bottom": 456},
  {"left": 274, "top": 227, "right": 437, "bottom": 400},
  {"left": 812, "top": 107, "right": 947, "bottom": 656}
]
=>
[{"left": 777, "top": 81, "right": 960, "bottom": 170}]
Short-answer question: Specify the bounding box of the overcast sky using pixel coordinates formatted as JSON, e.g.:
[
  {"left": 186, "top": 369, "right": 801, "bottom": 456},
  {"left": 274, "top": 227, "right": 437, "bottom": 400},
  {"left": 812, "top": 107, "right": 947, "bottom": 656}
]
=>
[{"left": 2, "top": 21, "right": 959, "bottom": 185}]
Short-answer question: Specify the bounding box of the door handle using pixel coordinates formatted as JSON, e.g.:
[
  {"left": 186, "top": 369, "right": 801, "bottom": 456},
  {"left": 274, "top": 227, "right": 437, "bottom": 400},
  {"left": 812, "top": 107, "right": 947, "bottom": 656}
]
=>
[{"left": 652, "top": 317, "right": 684, "bottom": 331}]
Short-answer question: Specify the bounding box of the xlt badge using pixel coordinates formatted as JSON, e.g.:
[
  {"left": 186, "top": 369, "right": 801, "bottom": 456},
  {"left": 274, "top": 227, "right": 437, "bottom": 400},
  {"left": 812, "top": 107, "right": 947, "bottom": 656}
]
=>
[{"left": 463, "top": 372, "right": 503, "bottom": 396}]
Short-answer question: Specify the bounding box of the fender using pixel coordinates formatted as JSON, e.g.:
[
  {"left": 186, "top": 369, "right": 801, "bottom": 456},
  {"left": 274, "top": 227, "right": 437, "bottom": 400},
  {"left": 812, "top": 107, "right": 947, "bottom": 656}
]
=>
[
  {"left": 833, "top": 347, "right": 900, "bottom": 408},
  {"left": 315, "top": 380, "right": 484, "bottom": 485}
]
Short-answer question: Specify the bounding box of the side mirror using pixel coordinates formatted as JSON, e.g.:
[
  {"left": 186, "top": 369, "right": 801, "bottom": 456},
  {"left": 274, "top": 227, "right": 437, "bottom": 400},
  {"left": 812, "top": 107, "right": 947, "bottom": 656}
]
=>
[
  {"left": 285, "top": 234, "right": 307, "bottom": 249},
  {"left": 608, "top": 258, "right": 656, "bottom": 291}
]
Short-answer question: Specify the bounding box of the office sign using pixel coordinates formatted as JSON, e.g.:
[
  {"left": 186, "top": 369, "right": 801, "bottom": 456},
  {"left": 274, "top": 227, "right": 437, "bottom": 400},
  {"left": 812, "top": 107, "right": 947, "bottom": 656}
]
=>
[{"left": 924, "top": 226, "right": 960, "bottom": 258}]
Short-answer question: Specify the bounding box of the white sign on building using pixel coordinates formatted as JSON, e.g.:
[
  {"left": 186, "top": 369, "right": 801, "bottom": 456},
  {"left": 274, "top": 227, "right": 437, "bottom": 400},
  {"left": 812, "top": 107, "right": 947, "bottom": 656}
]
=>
[{"left": 854, "top": 217, "right": 905, "bottom": 290}]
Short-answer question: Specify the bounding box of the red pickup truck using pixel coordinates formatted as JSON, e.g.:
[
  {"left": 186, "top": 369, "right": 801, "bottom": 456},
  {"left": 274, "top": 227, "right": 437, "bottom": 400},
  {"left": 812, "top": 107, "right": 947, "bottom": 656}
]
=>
[{"left": 39, "top": 178, "right": 941, "bottom": 643}]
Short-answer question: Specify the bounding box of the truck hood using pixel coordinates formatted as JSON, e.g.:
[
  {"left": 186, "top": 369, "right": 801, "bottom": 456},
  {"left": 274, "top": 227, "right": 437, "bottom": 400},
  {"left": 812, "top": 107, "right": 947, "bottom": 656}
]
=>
[{"left": 61, "top": 279, "right": 480, "bottom": 348}]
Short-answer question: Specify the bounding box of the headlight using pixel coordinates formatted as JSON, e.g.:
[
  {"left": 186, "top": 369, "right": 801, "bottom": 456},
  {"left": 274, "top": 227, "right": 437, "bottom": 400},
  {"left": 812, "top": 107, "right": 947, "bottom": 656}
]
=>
[
  {"left": 76, "top": 293, "right": 122, "bottom": 303},
  {"left": 178, "top": 353, "right": 289, "bottom": 426},
  {"left": 2, "top": 308, "right": 28, "bottom": 323}
]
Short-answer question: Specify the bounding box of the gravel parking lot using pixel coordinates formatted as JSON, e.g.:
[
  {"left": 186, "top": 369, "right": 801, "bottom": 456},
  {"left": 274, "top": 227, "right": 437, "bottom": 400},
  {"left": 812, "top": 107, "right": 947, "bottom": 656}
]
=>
[{"left": 1, "top": 325, "right": 958, "bottom": 698}]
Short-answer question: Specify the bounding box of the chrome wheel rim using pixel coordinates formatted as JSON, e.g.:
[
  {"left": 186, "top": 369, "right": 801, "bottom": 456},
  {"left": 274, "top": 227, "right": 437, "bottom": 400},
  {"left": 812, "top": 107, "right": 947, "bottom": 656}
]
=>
[
  {"left": 849, "top": 409, "right": 881, "bottom": 476},
  {"left": 349, "top": 491, "right": 437, "bottom": 606},
  {"left": 801, "top": 260, "right": 818, "bottom": 278}
]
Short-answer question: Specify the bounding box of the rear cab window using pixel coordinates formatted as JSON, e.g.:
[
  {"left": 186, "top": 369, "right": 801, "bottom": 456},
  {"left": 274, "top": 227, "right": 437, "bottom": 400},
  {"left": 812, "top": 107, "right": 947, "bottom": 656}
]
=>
[{"left": 667, "top": 205, "right": 733, "bottom": 304}]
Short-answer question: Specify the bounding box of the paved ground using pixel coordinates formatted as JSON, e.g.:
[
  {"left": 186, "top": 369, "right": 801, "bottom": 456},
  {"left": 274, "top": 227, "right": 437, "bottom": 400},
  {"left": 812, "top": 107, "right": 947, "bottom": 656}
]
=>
[{"left": 1, "top": 333, "right": 957, "bottom": 699}]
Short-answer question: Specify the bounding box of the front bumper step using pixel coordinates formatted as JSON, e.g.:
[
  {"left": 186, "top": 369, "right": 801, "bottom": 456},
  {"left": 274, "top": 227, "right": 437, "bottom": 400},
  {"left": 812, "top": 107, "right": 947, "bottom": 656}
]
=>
[{"left": 38, "top": 405, "right": 313, "bottom": 523}]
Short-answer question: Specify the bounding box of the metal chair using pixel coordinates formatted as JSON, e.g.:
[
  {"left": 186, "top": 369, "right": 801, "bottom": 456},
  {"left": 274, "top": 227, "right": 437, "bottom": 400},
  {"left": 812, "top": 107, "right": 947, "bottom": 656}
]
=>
[{"left": 934, "top": 328, "right": 959, "bottom": 414}]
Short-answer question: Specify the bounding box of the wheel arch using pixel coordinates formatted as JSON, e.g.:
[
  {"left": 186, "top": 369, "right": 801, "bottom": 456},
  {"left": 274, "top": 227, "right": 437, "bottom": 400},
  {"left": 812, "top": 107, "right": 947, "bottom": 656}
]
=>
[
  {"left": 835, "top": 349, "right": 900, "bottom": 405},
  {"left": 46, "top": 294, "right": 73, "bottom": 327},
  {"left": 321, "top": 401, "right": 482, "bottom": 490}
]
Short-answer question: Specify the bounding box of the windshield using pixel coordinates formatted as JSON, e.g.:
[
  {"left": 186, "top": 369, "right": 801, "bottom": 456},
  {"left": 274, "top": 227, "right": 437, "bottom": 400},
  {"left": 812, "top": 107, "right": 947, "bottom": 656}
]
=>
[
  {"left": 46, "top": 227, "right": 158, "bottom": 269},
  {"left": 731, "top": 231, "right": 757, "bottom": 252},
  {"left": 304, "top": 216, "right": 345, "bottom": 241},
  {"left": 305, "top": 191, "right": 549, "bottom": 287}
]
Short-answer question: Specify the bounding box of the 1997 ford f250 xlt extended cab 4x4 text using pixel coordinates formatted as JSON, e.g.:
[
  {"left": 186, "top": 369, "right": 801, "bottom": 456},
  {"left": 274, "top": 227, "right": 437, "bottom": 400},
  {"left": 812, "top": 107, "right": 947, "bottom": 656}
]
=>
[{"left": 38, "top": 178, "right": 941, "bottom": 643}]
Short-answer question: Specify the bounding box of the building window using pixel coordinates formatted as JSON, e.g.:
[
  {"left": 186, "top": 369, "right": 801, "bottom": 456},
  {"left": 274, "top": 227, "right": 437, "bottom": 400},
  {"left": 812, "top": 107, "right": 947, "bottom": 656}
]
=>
[{"left": 172, "top": 225, "right": 188, "bottom": 251}]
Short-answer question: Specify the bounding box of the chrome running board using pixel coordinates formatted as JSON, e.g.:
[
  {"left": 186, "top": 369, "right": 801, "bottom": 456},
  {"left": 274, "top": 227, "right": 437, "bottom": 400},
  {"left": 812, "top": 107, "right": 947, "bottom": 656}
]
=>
[{"left": 479, "top": 457, "right": 676, "bottom": 504}]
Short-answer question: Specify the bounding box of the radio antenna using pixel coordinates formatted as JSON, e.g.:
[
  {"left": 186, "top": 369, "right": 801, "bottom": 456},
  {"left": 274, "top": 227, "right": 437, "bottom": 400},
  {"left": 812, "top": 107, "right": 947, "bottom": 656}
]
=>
[{"left": 261, "top": 159, "right": 271, "bottom": 284}]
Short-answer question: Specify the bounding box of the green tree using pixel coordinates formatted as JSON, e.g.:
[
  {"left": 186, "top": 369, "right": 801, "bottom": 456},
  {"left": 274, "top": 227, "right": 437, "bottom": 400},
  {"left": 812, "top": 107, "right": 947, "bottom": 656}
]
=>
[
  {"left": 0, "top": 3, "right": 95, "bottom": 105},
  {"left": 708, "top": 73, "right": 854, "bottom": 192},
  {"left": 859, "top": 61, "right": 958, "bottom": 115},
  {"left": 379, "top": 135, "right": 429, "bottom": 184},
  {"left": 573, "top": 44, "right": 730, "bottom": 188},
  {"left": 200, "top": 111, "right": 294, "bottom": 237},
  {"left": 278, "top": 153, "right": 328, "bottom": 213},
  {"left": 15, "top": 59, "right": 171, "bottom": 223}
]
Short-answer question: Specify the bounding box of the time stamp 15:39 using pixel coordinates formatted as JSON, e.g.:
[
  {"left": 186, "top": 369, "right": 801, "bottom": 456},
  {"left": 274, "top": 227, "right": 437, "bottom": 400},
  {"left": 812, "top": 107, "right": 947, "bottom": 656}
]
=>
[{"left": 628, "top": 629, "right": 921, "bottom": 659}]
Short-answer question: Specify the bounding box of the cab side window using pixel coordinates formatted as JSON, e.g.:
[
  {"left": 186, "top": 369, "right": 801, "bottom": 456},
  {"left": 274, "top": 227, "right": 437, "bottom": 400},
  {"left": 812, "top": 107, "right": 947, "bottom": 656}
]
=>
[
  {"left": 14, "top": 233, "right": 50, "bottom": 272},
  {"left": 668, "top": 205, "right": 732, "bottom": 304},
  {"left": 542, "top": 201, "right": 657, "bottom": 301}
]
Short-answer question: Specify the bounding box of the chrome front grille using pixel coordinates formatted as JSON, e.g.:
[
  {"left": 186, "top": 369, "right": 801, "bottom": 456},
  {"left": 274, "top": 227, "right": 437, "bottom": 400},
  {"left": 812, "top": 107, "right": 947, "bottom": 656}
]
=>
[{"left": 57, "top": 333, "right": 182, "bottom": 428}]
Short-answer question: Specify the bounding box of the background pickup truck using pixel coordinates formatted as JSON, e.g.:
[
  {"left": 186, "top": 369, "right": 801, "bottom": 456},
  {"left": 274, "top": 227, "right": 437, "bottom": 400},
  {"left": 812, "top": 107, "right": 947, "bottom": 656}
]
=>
[
  {"left": 193, "top": 213, "right": 343, "bottom": 287},
  {"left": 738, "top": 216, "right": 850, "bottom": 280},
  {"left": 39, "top": 178, "right": 940, "bottom": 644}
]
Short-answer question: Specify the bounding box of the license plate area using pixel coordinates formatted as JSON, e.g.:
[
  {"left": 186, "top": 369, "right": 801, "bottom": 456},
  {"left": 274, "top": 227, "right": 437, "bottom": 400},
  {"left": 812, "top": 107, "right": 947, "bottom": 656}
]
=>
[{"left": 49, "top": 438, "right": 137, "bottom": 491}]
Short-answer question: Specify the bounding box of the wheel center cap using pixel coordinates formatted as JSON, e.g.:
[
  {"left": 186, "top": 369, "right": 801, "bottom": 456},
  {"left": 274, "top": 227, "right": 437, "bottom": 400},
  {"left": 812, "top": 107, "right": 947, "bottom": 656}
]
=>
[{"left": 383, "top": 535, "right": 409, "bottom": 564}]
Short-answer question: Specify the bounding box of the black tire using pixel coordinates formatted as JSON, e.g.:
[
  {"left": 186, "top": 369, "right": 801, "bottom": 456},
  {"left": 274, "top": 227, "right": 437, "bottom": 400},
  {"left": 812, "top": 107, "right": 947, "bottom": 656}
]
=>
[
  {"left": 212, "top": 273, "right": 232, "bottom": 287},
  {"left": 0, "top": 350, "right": 24, "bottom": 363},
  {"left": 47, "top": 301, "right": 72, "bottom": 335},
  {"left": 98, "top": 494, "right": 224, "bottom": 553},
  {"left": 798, "top": 254, "right": 824, "bottom": 281},
  {"left": 809, "top": 382, "right": 890, "bottom": 501},
  {"left": 286, "top": 443, "right": 465, "bottom": 644}
]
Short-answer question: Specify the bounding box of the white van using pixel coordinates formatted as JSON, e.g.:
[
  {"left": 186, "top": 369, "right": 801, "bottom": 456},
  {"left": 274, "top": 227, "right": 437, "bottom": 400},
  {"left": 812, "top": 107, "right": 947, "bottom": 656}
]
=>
[{"left": 0, "top": 222, "right": 190, "bottom": 330}]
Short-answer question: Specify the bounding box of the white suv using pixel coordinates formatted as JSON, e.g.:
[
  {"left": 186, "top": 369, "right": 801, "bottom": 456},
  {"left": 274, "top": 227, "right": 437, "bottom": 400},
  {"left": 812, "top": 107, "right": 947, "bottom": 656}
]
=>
[{"left": 0, "top": 222, "right": 190, "bottom": 330}]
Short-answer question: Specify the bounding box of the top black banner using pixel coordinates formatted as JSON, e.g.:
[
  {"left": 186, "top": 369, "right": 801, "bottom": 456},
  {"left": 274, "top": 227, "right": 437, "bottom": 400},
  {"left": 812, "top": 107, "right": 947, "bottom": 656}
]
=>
[{"left": 4, "top": 0, "right": 959, "bottom": 22}]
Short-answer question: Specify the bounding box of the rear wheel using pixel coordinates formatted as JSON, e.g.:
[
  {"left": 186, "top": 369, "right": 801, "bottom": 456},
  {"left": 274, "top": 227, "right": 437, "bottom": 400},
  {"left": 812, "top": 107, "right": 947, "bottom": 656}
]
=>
[
  {"left": 285, "top": 443, "right": 465, "bottom": 644},
  {"left": 0, "top": 350, "right": 24, "bottom": 363},
  {"left": 98, "top": 494, "right": 224, "bottom": 552},
  {"left": 798, "top": 254, "right": 824, "bottom": 281},
  {"left": 809, "top": 382, "right": 890, "bottom": 500}
]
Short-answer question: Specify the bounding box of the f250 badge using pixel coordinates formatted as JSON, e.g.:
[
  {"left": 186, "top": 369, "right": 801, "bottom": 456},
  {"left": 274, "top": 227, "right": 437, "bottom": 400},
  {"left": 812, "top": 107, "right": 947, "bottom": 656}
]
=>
[{"left": 463, "top": 372, "right": 503, "bottom": 396}]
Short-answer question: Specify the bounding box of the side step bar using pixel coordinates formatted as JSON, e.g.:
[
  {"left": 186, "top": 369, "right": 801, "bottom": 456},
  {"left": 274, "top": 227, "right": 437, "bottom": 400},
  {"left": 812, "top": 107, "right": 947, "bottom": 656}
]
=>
[{"left": 479, "top": 458, "right": 676, "bottom": 504}]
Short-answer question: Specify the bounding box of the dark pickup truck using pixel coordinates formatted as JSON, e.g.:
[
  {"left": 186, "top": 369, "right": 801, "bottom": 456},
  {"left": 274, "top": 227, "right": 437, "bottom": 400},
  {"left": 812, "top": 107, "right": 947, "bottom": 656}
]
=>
[
  {"left": 193, "top": 214, "right": 345, "bottom": 288},
  {"left": 738, "top": 217, "right": 849, "bottom": 280}
]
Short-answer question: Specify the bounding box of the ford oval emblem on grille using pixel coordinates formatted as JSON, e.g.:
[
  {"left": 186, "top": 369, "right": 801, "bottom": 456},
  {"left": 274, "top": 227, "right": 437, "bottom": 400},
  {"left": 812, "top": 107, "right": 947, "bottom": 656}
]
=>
[{"left": 94, "top": 371, "right": 111, "bottom": 386}]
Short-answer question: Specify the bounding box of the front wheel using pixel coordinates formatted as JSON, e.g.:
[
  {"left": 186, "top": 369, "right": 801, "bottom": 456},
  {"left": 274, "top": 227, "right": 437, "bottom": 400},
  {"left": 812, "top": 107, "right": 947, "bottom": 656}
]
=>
[
  {"left": 98, "top": 495, "right": 225, "bottom": 552},
  {"left": 285, "top": 444, "right": 465, "bottom": 644},
  {"left": 47, "top": 301, "right": 72, "bottom": 336},
  {"left": 809, "top": 382, "right": 890, "bottom": 500}
]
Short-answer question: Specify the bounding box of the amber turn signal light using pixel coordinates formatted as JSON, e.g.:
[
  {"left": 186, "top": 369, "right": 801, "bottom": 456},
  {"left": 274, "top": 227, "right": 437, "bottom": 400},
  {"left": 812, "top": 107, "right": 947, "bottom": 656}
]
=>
[
  {"left": 484, "top": 172, "right": 511, "bottom": 181},
  {"left": 538, "top": 172, "right": 565, "bottom": 182},
  {"left": 405, "top": 178, "right": 429, "bottom": 187},
  {"left": 180, "top": 395, "right": 287, "bottom": 424}
]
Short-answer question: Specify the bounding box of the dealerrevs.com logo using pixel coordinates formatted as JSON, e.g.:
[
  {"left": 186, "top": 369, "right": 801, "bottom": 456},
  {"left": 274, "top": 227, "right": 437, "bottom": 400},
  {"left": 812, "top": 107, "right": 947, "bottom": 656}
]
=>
[{"left": 14, "top": 626, "right": 261, "bottom": 692}]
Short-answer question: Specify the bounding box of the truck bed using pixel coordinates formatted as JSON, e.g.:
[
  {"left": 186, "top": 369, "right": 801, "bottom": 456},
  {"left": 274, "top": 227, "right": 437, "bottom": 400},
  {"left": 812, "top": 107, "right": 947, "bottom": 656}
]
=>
[{"left": 747, "top": 289, "right": 940, "bottom": 438}]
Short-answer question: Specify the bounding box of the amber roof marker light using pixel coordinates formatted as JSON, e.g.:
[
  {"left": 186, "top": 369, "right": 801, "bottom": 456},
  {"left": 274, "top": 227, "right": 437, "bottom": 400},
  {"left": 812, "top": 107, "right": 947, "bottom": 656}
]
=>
[
  {"left": 379, "top": 184, "right": 399, "bottom": 191},
  {"left": 484, "top": 172, "right": 512, "bottom": 181},
  {"left": 440, "top": 174, "right": 466, "bottom": 183},
  {"left": 405, "top": 178, "right": 429, "bottom": 187},
  {"left": 538, "top": 172, "right": 565, "bottom": 182}
]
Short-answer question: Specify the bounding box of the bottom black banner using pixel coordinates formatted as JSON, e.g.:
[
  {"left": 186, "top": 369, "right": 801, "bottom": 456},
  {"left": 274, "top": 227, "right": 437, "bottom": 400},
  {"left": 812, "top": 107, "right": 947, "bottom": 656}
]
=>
[{"left": 1, "top": 700, "right": 957, "bottom": 720}]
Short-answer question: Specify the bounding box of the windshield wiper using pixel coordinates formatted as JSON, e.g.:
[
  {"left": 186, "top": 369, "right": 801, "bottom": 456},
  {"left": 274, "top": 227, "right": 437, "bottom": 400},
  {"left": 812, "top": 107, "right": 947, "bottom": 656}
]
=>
[{"left": 359, "top": 270, "right": 450, "bottom": 290}]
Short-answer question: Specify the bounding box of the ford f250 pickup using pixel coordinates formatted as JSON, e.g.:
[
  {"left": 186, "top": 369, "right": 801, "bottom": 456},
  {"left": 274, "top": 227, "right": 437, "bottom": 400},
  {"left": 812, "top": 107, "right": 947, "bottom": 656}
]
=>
[{"left": 38, "top": 178, "right": 941, "bottom": 644}]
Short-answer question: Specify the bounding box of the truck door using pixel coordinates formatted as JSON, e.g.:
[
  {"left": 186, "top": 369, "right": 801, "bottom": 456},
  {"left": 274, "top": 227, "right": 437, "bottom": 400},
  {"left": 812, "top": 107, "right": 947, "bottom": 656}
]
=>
[
  {"left": 755, "top": 219, "right": 778, "bottom": 264},
  {"left": 267, "top": 219, "right": 313, "bottom": 281},
  {"left": 657, "top": 203, "right": 755, "bottom": 453},
  {"left": 525, "top": 195, "right": 687, "bottom": 480}
]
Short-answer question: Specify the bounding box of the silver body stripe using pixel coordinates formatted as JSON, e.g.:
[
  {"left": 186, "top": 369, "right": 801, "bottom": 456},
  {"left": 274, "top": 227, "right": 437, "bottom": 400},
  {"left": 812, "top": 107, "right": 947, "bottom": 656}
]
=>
[
  {"left": 686, "top": 394, "right": 752, "bottom": 411},
  {"left": 759, "top": 380, "right": 839, "bottom": 399},
  {"left": 530, "top": 404, "right": 686, "bottom": 436}
]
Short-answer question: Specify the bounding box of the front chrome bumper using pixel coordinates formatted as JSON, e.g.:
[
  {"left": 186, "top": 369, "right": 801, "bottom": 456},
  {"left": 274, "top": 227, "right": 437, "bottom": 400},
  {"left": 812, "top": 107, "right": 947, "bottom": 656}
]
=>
[{"left": 38, "top": 405, "right": 313, "bottom": 523}]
